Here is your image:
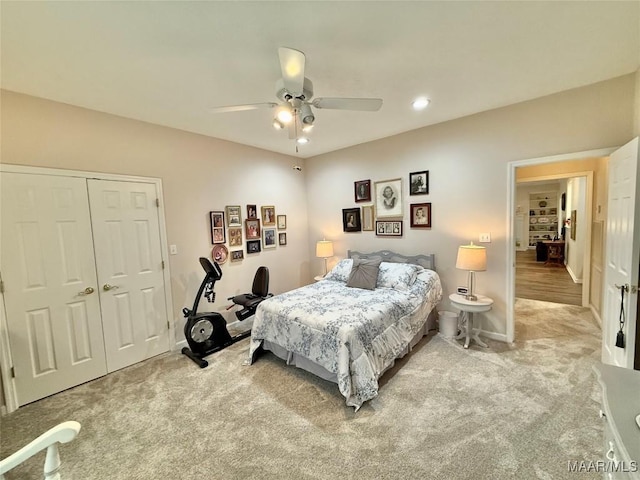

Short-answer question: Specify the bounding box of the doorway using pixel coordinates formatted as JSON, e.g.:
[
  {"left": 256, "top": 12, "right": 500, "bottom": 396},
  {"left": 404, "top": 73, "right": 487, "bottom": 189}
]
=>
[
  {"left": 506, "top": 148, "right": 615, "bottom": 343},
  {"left": 515, "top": 176, "right": 587, "bottom": 306}
]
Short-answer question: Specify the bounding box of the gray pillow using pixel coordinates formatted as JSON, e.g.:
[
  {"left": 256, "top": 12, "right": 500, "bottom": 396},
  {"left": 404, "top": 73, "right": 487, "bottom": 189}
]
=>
[{"left": 346, "top": 258, "right": 382, "bottom": 290}]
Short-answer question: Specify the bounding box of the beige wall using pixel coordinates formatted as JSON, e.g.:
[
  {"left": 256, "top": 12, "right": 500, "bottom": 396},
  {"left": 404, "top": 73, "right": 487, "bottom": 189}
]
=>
[
  {"left": 635, "top": 68, "right": 640, "bottom": 136},
  {"left": 1, "top": 73, "right": 636, "bottom": 346},
  {"left": 305, "top": 74, "right": 635, "bottom": 337},
  {"left": 0, "top": 90, "right": 310, "bottom": 346}
]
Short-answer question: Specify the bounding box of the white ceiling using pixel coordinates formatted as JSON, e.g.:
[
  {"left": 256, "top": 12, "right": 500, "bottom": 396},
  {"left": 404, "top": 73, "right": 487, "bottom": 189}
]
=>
[{"left": 2, "top": 1, "right": 639, "bottom": 159}]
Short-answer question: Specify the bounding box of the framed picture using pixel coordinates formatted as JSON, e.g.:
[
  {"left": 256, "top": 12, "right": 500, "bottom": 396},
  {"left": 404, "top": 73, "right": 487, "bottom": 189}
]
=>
[
  {"left": 361, "top": 205, "right": 374, "bottom": 231},
  {"left": 231, "top": 250, "right": 244, "bottom": 262},
  {"left": 409, "top": 171, "right": 429, "bottom": 195},
  {"left": 246, "top": 240, "right": 261, "bottom": 254},
  {"left": 277, "top": 214, "right": 287, "bottom": 230},
  {"left": 410, "top": 203, "right": 432, "bottom": 228},
  {"left": 210, "top": 211, "right": 225, "bottom": 244},
  {"left": 342, "top": 208, "right": 362, "bottom": 232},
  {"left": 354, "top": 179, "right": 371, "bottom": 202},
  {"left": 263, "top": 227, "right": 277, "bottom": 249},
  {"left": 211, "top": 244, "right": 228, "bottom": 264},
  {"left": 261, "top": 206, "right": 276, "bottom": 225},
  {"left": 247, "top": 204, "right": 257, "bottom": 219},
  {"left": 228, "top": 227, "right": 243, "bottom": 246},
  {"left": 278, "top": 232, "right": 287, "bottom": 246},
  {"left": 245, "top": 219, "right": 261, "bottom": 240},
  {"left": 226, "top": 205, "right": 242, "bottom": 227},
  {"left": 374, "top": 178, "right": 403, "bottom": 218},
  {"left": 375, "top": 220, "right": 403, "bottom": 237}
]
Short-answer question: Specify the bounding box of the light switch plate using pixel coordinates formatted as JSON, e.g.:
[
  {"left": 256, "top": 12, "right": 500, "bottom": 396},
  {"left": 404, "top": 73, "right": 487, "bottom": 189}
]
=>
[
  {"left": 479, "top": 233, "right": 491, "bottom": 243},
  {"left": 169, "top": 244, "right": 178, "bottom": 255}
]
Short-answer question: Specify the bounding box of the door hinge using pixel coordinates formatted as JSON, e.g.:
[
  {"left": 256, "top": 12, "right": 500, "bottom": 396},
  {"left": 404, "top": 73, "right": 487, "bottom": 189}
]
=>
[
  {"left": 161, "top": 260, "right": 165, "bottom": 270},
  {"left": 10, "top": 367, "right": 15, "bottom": 378},
  {"left": 0, "top": 280, "right": 4, "bottom": 293},
  {"left": 166, "top": 320, "right": 170, "bottom": 330},
  {"left": 155, "top": 198, "right": 160, "bottom": 207}
]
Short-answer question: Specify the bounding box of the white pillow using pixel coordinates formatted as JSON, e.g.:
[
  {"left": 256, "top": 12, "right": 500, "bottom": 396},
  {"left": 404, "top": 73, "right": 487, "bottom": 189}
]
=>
[
  {"left": 377, "top": 262, "right": 422, "bottom": 291},
  {"left": 324, "top": 258, "right": 353, "bottom": 283}
]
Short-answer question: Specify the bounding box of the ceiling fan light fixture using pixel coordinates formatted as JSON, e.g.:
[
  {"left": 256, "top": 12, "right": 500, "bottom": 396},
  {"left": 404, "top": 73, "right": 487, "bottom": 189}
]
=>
[
  {"left": 273, "top": 118, "right": 285, "bottom": 130},
  {"left": 301, "top": 123, "right": 313, "bottom": 132},
  {"left": 412, "top": 97, "right": 430, "bottom": 111},
  {"left": 300, "top": 103, "right": 315, "bottom": 126},
  {"left": 296, "top": 137, "right": 309, "bottom": 145},
  {"left": 276, "top": 107, "right": 293, "bottom": 124}
]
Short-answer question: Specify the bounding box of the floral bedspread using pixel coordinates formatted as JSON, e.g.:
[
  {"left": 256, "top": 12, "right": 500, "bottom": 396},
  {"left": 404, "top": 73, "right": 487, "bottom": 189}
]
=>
[{"left": 248, "top": 269, "right": 442, "bottom": 410}]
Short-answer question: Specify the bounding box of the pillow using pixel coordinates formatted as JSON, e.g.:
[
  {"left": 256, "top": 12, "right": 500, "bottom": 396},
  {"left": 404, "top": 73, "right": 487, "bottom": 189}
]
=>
[
  {"left": 346, "top": 258, "right": 382, "bottom": 290},
  {"left": 377, "top": 262, "right": 422, "bottom": 291},
  {"left": 324, "top": 259, "right": 353, "bottom": 283}
]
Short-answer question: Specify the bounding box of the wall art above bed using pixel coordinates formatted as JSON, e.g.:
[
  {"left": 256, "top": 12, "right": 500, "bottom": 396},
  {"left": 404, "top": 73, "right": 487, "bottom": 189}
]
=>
[
  {"left": 375, "top": 178, "right": 403, "bottom": 218},
  {"left": 210, "top": 211, "right": 225, "bottom": 244},
  {"left": 342, "top": 208, "right": 362, "bottom": 232},
  {"left": 410, "top": 203, "right": 431, "bottom": 228},
  {"left": 354, "top": 179, "right": 371, "bottom": 202},
  {"left": 376, "top": 220, "right": 402, "bottom": 236}
]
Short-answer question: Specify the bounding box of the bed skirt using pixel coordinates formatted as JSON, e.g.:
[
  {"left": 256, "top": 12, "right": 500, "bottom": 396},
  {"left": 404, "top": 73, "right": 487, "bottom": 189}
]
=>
[{"left": 261, "top": 310, "right": 437, "bottom": 386}]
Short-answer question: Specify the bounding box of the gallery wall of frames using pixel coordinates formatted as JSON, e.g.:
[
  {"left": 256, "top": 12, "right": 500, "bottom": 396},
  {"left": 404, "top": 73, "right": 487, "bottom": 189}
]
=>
[
  {"left": 209, "top": 204, "right": 287, "bottom": 264},
  {"left": 345, "top": 170, "right": 432, "bottom": 236}
]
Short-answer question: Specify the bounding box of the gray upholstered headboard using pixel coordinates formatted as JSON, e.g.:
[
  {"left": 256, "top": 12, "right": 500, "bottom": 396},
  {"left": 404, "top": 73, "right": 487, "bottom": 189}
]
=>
[{"left": 347, "top": 250, "right": 436, "bottom": 271}]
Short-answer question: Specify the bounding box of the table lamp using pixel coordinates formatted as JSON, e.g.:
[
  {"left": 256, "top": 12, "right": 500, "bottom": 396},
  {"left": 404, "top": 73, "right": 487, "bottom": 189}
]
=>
[
  {"left": 456, "top": 242, "right": 487, "bottom": 301},
  {"left": 316, "top": 240, "right": 334, "bottom": 277}
]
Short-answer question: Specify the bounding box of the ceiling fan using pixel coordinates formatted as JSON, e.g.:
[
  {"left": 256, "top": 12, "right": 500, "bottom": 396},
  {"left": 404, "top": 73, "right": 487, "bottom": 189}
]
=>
[{"left": 210, "top": 47, "right": 383, "bottom": 148}]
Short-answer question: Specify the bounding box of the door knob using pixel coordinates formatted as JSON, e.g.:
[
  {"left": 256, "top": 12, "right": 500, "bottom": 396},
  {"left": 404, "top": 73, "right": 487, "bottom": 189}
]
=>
[
  {"left": 78, "top": 287, "right": 95, "bottom": 296},
  {"left": 103, "top": 284, "right": 119, "bottom": 291}
]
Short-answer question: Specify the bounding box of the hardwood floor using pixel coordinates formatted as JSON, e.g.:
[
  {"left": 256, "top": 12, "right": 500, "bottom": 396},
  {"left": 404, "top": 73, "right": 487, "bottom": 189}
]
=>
[{"left": 515, "top": 249, "right": 582, "bottom": 306}]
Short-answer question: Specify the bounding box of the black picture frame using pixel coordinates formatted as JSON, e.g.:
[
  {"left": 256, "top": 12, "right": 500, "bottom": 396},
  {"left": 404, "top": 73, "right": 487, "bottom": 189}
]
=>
[
  {"left": 278, "top": 232, "right": 287, "bottom": 246},
  {"left": 210, "top": 211, "right": 226, "bottom": 244},
  {"left": 354, "top": 179, "right": 371, "bottom": 202},
  {"left": 409, "top": 171, "right": 429, "bottom": 195},
  {"left": 231, "top": 250, "right": 244, "bottom": 262},
  {"left": 342, "top": 208, "right": 362, "bottom": 232},
  {"left": 246, "top": 239, "right": 261, "bottom": 254},
  {"left": 375, "top": 220, "right": 403, "bottom": 236}
]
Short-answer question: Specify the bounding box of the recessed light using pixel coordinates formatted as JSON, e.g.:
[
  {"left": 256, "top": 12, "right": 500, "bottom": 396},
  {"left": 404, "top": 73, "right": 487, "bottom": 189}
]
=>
[
  {"left": 296, "top": 137, "right": 309, "bottom": 145},
  {"left": 412, "top": 97, "right": 430, "bottom": 111}
]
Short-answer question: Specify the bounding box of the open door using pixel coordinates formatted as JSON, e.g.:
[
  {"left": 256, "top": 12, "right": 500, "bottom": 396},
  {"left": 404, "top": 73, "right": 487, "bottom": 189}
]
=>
[{"left": 602, "top": 137, "right": 639, "bottom": 369}]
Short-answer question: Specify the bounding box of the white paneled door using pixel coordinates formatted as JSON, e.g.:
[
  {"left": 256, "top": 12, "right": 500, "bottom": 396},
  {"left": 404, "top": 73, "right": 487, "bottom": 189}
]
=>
[
  {"left": 1, "top": 172, "right": 170, "bottom": 406},
  {"left": 602, "top": 137, "right": 639, "bottom": 369},
  {"left": 1, "top": 173, "right": 107, "bottom": 405},
  {"left": 87, "top": 180, "right": 169, "bottom": 372}
]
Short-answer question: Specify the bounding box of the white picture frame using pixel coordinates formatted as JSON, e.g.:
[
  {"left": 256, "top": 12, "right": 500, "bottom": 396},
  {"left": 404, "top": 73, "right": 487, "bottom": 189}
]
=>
[{"left": 374, "top": 178, "right": 403, "bottom": 218}]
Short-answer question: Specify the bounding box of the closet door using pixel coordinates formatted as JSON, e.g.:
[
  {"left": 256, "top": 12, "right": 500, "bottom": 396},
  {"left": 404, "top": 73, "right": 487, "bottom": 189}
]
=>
[
  {"left": 87, "top": 179, "right": 169, "bottom": 372},
  {"left": 1, "top": 173, "right": 107, "bottom": 405}
]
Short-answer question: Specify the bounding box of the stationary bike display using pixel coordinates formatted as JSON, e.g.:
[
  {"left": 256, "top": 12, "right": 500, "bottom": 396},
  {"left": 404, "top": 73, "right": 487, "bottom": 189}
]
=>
[{"left": 181, "top": 257, "right": 251, "bottom": 368}]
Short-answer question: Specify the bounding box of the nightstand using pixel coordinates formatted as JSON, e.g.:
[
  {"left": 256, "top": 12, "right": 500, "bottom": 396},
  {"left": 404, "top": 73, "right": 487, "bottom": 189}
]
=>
[{"left": 449, "top": 293, "right": 493, "bottom": 349}]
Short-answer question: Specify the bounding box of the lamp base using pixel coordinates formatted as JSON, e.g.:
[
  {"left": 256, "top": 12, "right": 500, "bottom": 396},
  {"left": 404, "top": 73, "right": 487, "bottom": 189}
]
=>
[{"left": 464, "top": 293, "right": 478, "bottom": 301}]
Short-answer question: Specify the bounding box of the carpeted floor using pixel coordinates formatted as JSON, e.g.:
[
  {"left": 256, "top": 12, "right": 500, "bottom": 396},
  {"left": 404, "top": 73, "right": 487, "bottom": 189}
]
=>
[{"left": 1, "top": 298, "right": 603, "bottom": 479}]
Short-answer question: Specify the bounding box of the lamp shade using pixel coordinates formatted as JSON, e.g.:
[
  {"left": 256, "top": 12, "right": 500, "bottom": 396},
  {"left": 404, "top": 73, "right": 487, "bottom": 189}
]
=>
[
  {"left": 316, "top": 240, "right": 334, "bottom": 258},
  {"left": 456, "top": 243, "right": 487, "bottom": 271}
]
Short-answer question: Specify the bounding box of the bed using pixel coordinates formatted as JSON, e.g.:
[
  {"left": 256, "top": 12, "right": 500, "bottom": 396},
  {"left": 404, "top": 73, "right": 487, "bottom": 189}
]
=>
[{"left": 248, "top": 250, "right": 443, "bottom": 410}]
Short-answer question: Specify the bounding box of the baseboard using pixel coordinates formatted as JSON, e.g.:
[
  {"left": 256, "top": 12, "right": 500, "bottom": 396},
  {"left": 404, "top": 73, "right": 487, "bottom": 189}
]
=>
[
  {"left": 479, "top": 330, "right": 509, "bottom": 343},
  {"left": 589, "top": 305, "right": 603, "bottom": 328},
  {"left": 565, "top": 265, "right": 583, "bottom": 284}
]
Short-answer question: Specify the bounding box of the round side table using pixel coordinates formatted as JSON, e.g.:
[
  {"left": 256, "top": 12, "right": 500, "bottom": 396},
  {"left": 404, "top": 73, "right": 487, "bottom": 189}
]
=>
[{"left": 449, "top": 293, "right": 493, "bottom": 349}]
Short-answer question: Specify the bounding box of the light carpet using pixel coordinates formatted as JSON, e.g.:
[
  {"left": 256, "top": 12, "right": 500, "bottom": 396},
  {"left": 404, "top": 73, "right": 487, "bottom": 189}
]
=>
[{"left": 1, "top": 298, "right": 603, "bottom": 479}]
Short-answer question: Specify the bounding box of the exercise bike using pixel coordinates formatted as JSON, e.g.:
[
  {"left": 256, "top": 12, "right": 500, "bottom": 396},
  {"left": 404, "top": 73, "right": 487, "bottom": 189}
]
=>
[{"left": 181, "top": 257, "right": 252, "bottom": 368}]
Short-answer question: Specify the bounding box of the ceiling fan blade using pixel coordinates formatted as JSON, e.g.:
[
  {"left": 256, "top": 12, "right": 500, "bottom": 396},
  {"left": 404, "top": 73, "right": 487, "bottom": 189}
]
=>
[
  {"left": 278, "top": 47, "right": 306, "bottom": 95},
  {"left": 210, "top": 102, "right": 277, "bottom": 114},
  {"left": 312, "top": 97, "right": 383, "bottom": 112}
]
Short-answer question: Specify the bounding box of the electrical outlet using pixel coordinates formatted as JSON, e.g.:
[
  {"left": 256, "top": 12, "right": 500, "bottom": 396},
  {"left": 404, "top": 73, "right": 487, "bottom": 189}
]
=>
[
  {"left": 169, "top": 244, "right": 178, "bottom": 255},
  {"left": 479, "top": 233, "right": 491, "bottom": 243}
]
